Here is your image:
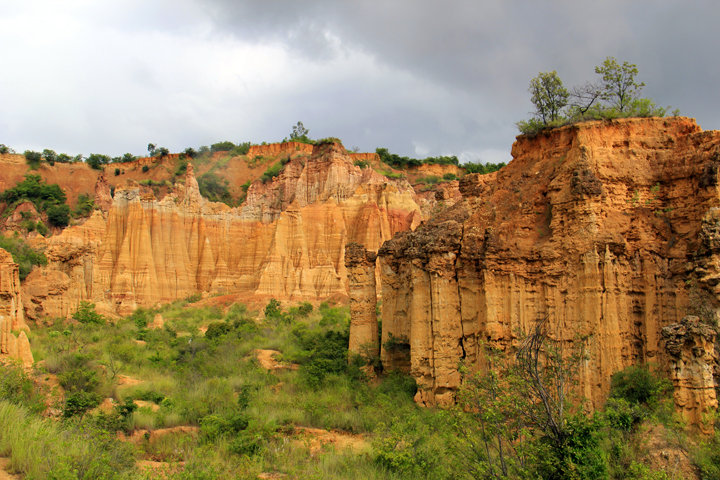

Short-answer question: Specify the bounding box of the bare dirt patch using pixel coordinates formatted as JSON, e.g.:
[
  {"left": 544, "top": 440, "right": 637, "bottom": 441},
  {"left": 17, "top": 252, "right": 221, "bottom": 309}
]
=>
[
  {"left": 117, "top": 374, "right": 144, "bottom": 386},
  {"left": 292, "top": 426, "right": 368, "bottom": 455},
  {"left": 0, "top": 458, "right": 20, "bottom": 480},
  {"left": 255, "top": 350, "right": 297, "bottom": 371}
]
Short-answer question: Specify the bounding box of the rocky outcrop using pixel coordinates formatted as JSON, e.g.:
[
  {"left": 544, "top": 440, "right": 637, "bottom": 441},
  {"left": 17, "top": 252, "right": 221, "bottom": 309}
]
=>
[
  {"left": 24, "top": 143, "right": 422, "bottom": 316},
  {"left": 345, "top": 243, "right": 379, "bottom": 358},
  {"left": 0, "top": 248, "right": 33, "bottom": 366},
  {"left": 662, "top": 316, "right": 718, "bottom": 432},
  {"left": 374, "top": 117, "right": 720, "bottom": 412}
]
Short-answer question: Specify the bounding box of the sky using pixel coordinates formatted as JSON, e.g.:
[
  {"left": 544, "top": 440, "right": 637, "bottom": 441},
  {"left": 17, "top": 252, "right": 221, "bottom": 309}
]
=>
[{"left": 1, "top": 1, "right": 718, "bottom": 165}]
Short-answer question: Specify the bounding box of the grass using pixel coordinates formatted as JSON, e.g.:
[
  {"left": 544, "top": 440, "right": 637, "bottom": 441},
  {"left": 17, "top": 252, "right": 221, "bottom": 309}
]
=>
[{"left": 16, "top": 299, "right": 713, "bottom": 479}]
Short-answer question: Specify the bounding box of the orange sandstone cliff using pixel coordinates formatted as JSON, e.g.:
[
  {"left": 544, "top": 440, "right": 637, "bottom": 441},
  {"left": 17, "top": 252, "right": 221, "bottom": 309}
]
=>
[
  {"left": 22, "top": 142, "right": 422, "bottom": 317},
  {"left": 370, "top": 117, "right": 719, "bottom": 427},
  {"left": 0, "top": 248, "right": 33, "bottom": 366}
]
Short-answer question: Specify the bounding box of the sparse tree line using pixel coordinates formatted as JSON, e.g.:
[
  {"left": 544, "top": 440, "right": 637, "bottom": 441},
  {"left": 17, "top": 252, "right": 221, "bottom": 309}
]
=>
[{"left": 518, "top": 57, "right": 678, "bottom": 136}]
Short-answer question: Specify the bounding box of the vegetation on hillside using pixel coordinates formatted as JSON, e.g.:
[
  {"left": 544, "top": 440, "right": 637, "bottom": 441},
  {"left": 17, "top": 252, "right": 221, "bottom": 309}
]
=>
[
  {"left": 0, "top": 234, "right": 47, "bottom": 280},
  {"left": 518, "top": 57, "right": 677, "bottom": 136},
  {"left": 0, "top": 296, "right": 707, "bottom": 479}
]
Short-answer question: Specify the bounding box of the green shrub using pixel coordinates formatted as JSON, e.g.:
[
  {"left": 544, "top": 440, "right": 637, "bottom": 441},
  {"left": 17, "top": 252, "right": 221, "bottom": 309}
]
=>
[
  {"left": 200, "top": 412, "right": 249, "bottom": 441},
  {"left": 114, "top": 168, "right": 120, "bottom": 176},
  {"left": 205, "top": 321, "right": 232, "bottom": 340},
  {"left": 59, "top": 367, "right": 99, "bottom": 393},
  {"left": 264, "top": 298, "right": 282, "bottom": 318},
  {"left": 35, "top": 221, "right": 48, "bottom": 236},
  {"left": 443, "top": 172, "right": 458, "bottom": 181},
  {"left": 260, "top": 162, "right": 284, "bottom": 183},
  {"left": 46, "top": 203, "right": 70, "bottom": 227},
  {"left": 74, "top": 193, "right": 95, "bottom": 217},
  {"left": 463, "top": 161, "right": 506, "bottom": 174},
  {"left": 609, "top": 364, "right": 671, "bottom": 407},
  {"left": 86, "top": 153, "right": 111, "bottom": 170},
  {"left": 0, "top": 174, "right": 67, "bottom": 210},
  {"left": 141, "top": 164, "right": 149, "bottom": 173},
  {"left": 0, "top": 234, "right": 47, "bottom": 280},
  {"left": 198, "top": 171, "right": 234, "bottom": 205},
  {"left": 63, "top": 390, "right": 101, "bottom": 417},
  {"left": 0, "top": 365, "right": 45, "bottom": 414},
  {"left": 73, "top": 301, "right": 106, "bottom": 325},
  {"left": 210, "top": 141, "right": 236, "bottom": 153},
  {"left": 354, "top": 160, "right": 369, "bottom": 168},
  {"left": 24, "top": 150, "right": 42, "bottom": 169}
]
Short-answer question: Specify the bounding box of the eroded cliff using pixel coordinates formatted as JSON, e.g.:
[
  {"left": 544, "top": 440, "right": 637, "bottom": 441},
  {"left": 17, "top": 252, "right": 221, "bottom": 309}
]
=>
[
  {"left": 0, "top": 248, "right": 33, "bottom": 366},
  {"left": 23, "top": 143, "right": 422, "bottom": 316},
  {"left": 374, "top": 117, "right": 720, "bottom": 426}
]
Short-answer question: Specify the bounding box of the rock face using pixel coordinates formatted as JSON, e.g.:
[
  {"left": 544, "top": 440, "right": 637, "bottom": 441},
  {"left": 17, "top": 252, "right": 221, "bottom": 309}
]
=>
[
  {"left": 662, "top": 316, "right": 718, "bottom": 432},
  {"left": 375, "top": 117, "right": 720, "bottom": 412},
  {"left": 345, "top": 243, "right": 379, "bottom": 357},
  {"left": 24, "top": 143, "right": 422, "bottom": 316},
  {"left": 0, "top": 248, "right": 33, "bottom": 366}
]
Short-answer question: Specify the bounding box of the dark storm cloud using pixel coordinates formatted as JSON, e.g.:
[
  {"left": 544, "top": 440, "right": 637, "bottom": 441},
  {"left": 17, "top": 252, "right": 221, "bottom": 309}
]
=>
[
  {"left": 200, "top": 0, "right": 720, "bottom": 159},
  {"left": 1, "top": 1, "right": 718, "bottom": 163}
]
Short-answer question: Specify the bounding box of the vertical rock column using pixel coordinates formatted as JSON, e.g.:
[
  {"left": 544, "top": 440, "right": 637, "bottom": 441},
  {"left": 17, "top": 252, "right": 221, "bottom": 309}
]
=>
[
  {"left": 345, "top": 243, "right": 379, "bottom": 359},
  {"left": 662, "top": 316, "right": 718, "bottom": 434},
  {"left": 0, "top": 248, "right": 33, "bottom": 366}
]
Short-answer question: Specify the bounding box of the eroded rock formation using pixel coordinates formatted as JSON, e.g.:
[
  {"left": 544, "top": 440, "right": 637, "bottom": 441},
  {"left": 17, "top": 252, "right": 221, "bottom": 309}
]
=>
[
  {"left": 345, "top": 242, "right": 379, "bottom": 357},
  {"left": 374, "top": 117, "right": 720, "bottom": 413},
  {"left": 662, "top": 316, "right": 718, "bottom": 432},
  {"left": 24, "top": 143, "right": 422, "bottom": 316},
  {"left": 0, "top": 248, "right": 33, "bottom": 366}
]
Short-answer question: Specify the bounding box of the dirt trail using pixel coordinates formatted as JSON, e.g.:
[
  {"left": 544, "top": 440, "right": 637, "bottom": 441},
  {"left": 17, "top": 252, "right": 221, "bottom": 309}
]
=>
[{"left": 292, "top": 426, "right": 368, "bottom": 455}]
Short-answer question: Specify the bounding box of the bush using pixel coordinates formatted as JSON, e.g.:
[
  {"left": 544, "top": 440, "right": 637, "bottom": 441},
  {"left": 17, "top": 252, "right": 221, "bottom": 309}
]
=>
[
  {"left": 609, "top": 364, "right": 671, "bottom": 407},
  {"left": 205, "top": 321, "right": 231, "bottom": 340},
  {"left": 73, "top": 301, "right": 106, "bottom": 325},
  {"left": 463, "top": 161, "right": 506, "bottom": 174},
  {"left": 114, "top": 168, "right": 120, "bottom": 176},
  {"left": 260, "top": 162, "right": 284, "bottom": 183},
  {"left": 24, "top": 150, "right": 42, "bottom": 169},
  {"left": 86, "top": 153, "right": 110, "bottom": 170},
  {"left": 0, "top": 174, "right": 67, "bottom": 208},
  {"left": 63, "top": 390, "right": 101, "bottom": 418},
  {"left": 0, "top": 234, "right": 47, "bottom": 280},
  {"left": 0, "top": 365, "right": 45, "bottom": 414},
  {"left": 198, "top": 171, "right": 233, "bottom": 205},
  {"left": 141, "top": 165, "right": 149, "bottom": 173},
  {"left": 46, "top": 203, "right": 70, "bottom": 227},
  {"left": 74, "top": 193, "right": 95, "bottom": 217},
  {"left": 210, "top": 141, "right": 236, "bottom": 153}
]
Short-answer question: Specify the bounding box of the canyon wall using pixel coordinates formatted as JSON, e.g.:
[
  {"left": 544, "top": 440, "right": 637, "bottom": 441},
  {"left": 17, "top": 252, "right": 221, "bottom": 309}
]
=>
[
  {"left": 23, "top": 143, "right": 422, "bottom": 317},
  {"left": 375, "top": 117, "right": 719, "bottom": 426},
  {"left": 0, "top": 248, "right": 33, "bottom": 366}
]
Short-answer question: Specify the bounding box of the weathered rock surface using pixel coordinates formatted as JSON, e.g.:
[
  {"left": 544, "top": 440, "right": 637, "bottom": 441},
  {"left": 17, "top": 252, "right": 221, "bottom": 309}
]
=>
[
  {"left": 24, "top": 143, "right": 421, "bottom": 316},
  {"left": 0, "top": 248, "right": 33, "bottom": 366},
  {"left": 662, "top": 315, "right": 718, "bottom": 432},
  {"left": 375, "top": 117, "right": 720, "bottom": 414},
  {"left": 345, "top": 243, "right": 379, "bottom": 358}
]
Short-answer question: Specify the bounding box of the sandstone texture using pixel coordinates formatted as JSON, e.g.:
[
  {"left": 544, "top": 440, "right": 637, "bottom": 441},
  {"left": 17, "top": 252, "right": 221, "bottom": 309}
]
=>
[
  {"left": 375, "top": 117, "right": 720, "bottom": 419},
  {"left": 22, "top": 143, "right": 421, "bottom": 316},
  {"left": 345, "top": 242, "right": 379, "bottom": 358},
  {"left": 0, "top": 248, "right": 33, "bottom": 366}
]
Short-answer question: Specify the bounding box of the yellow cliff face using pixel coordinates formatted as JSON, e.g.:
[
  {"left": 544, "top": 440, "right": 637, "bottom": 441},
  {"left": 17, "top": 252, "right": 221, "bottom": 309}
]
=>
[
  {"left": 23, "top": 144, "right": 422, "bottom": 316},
  {"left": 0, "top": 248, "right": 33, "bottom": 366},
  {"left": 375, "top": 117, "right": 719, "bottom": 425}
]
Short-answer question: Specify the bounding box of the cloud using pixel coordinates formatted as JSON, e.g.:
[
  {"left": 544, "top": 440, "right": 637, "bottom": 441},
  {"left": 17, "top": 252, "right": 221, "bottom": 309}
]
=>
[{"left": 0, "top": 1, "right": 718, "bottom": 162}]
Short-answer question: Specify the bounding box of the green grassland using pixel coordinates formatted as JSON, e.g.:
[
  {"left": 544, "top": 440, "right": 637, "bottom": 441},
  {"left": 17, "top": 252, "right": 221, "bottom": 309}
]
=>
[{"left": 0, "top": 298, "right": 715, "bottom": 479}]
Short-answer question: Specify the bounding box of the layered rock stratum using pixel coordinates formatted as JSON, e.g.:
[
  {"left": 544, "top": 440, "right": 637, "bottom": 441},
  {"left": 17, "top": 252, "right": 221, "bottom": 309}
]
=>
[
  {"left": 20, "top": 142, "right": 422, "bottom": 317},
  {"left": 373, "top": 117, "right": 719, "bottom": 426},
  {"left": 0, "top": 248, "right": 33, "bottom": 366}
]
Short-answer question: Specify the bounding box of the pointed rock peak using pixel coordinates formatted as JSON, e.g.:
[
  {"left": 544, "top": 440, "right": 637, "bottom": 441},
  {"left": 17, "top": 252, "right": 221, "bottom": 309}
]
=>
[
  {"left": 94, "top": 173, "right": 113, "bottom": 211},
  {"left": 182, "top": 162, "right": 203, "bottom": 208}
]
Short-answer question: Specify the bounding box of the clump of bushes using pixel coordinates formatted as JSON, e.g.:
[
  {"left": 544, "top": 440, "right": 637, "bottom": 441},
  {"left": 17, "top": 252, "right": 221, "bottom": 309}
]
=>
[
  {"left": 376, "top": 147, "right": 459, "bottom": 169},
  {"left": 0, "top": 174, "right": 73, "bottom": 227},
  {"left": 0, "top": 234, "right": 47, "bottom": 280},
  {"left": 463, "top": 161, "right": 506, "bottom": 174},
  {"left": 198, "top": 171, "right": 234, "bottom": 205},
  {"left": 260, "top": 162, "right": 284, "bottom": 183}
]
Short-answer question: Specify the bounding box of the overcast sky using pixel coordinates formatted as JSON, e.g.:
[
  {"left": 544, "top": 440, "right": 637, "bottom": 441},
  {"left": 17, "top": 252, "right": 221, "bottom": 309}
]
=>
[{"left": 1, "top": 1, "right": 718, "bottom": 165}]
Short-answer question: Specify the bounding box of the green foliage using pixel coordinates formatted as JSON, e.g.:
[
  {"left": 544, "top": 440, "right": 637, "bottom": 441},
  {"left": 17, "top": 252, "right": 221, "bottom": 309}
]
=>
[
  {"left": 264, "top": 298, "right": 282, "bottom": 318},
  {"left": 0, "top": 234, "right": 47, "bottom": 280},
  {"left": 73, "top": 301, "right": 106, "bottom": 325},
  {"left": 529, "top": 70, "right": 569, "bottom": 124},
  {"left": 0, "top": 173, "right": 66, "bottom": 211},
  {"left": 86, "top": 153, "right": 110, "bottom": 170},
  {"left": 692, "top": 415, "right": 720, "bottom": 480},
  {"left": 289, "top": 121, "right": 311, "bottom": 143},
  {"left": 376, "top": 147, "right": 459, "bottom": 169},
  {"left": 198, "top": 171, "right": 234, "bottom": 205},
  {"left": 73, "top": 193, "right": 95, "bottom": 217},
  {"left": 609, "top": 364, "right": 671, "bottom": 408},
  {"left": 200, "top": 412, "right": 249, "bottom": 441},
  {"left": 24, "top": 150, "right": 42, "bottom": 169},
  {"left": 42, "top": 148, "right": 57, "bottom": 165},
  {"left": 157, "top": 147, "right": 170, "bottom": 157},
  {"left": 114, "top": 168, "right": 121, "bottom": 176},
  {"left": 46, "top": 203, "right": 70, "bottom": 227},
  {"left": 210, "top": 141, "right": 236, "bottom": 153},
  {"left": 260, "top": 161, "right": 284, "bottom": 183},
  {"left": 205, "top": 321, "right": 232, "bottom": 340},
  {"left": 292, "top": 326, "right": 352, "bottom": 387},
  {"left": 0, "top": 365, "right": 45, "bottom": 414},
  {"left": 233, "top": 142, "right": 251, "bottom": 155},
  {"left": 463, "top": 161, "right": 506, "bottom": 174},
  {"left": 354, "top": 160, "right": 369, "bottom": 168},
  {"left": 63, "top": 390, "right": 101, "bottom": 418},
  {"left": 141, "top": 164, "right": 150, "bottom": 173},
  {"left": 0, "top": 144, "right": 11, "bottom": 154},
  {"left": 595, "top": 56, "right": 645, "bottom": 113}
]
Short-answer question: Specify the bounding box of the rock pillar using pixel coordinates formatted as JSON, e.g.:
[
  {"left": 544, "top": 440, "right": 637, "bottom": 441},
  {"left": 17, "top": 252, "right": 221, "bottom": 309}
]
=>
[
  {"left": 0, "top": 248, "right": 33, "bottom": 366},
  {"left": 662, "top": 316, "right": 718, "bottom": 433},
  {"left": 345, "top": 243, "right": 379, "bottom": 358}
]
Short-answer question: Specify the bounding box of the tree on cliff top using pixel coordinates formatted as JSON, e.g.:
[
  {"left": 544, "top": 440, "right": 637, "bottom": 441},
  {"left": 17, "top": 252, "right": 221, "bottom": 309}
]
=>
[
  {"left": 529, "top": 71, "right": 569, "bottom": 125},
  {"left": 594, "top": 57, "right": 645, "bottom": 113},
  {"left": 289, "top": 121, "right": 311, "bottom": 143}
]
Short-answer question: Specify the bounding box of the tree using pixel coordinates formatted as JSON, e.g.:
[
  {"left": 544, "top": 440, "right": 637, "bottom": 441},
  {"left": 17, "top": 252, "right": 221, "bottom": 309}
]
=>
[
  {"left": 147, "top": 143, "right": 157, "bottom": 156},
  {"left": 528, "top": 71, "right": 569, "bottom": 125},
  {"left": 24, "top": 150, "right": 42, "bottom": 169},
  {"left": 289, "top": 121, "right": 310, "bottom": 141},
  {"left": 86, "top": 153, "right": 110, "bottom": 170},
  {"left": 594, "top": 57, "right": 645, "bottom": 113},
  {"left": 46, "top": 203, "right": 70, "bottom": 227},
  {"left": 568, "top": 82, "right": 603, "bottom": 119}
]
